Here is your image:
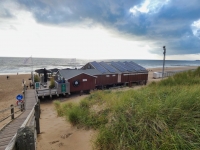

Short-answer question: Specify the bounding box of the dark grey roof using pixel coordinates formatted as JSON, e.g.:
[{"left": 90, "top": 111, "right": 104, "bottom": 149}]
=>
[
  {"left": 86, "top": 61, "right": 147, "bottom": 74},
  {"left": 89, "top": 61, "right": 127, "bottom": 74},
  {"left": 58, "top": 69, "right": 101, "bottom": 80},
  {"left": 100, "top": 62, "right": 122, "bottom": 74},
  {"left": 59, "top": 61, "right": 148, "bottom": 79},
  {"left": 83, "top": 69, "right": 102, "bottom": 75},
  {"left": 90, "top": 61, "right": 110, "bottom": 74}
]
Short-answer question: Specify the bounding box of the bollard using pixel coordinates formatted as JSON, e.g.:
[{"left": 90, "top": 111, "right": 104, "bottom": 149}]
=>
[
  {"left": 11, "top": 104, "right": 14, "bottom": 119},
  {"left": 15, "top": 127, "right": 35, "bottom": 150},
  {"left": 34, "top": 104, "right": 40, "bottom": 134}
]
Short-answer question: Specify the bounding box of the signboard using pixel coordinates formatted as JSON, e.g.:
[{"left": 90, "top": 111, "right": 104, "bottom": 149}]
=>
[
  {"left": 61, "top": 84, "right": 66, "bottom": 93},
  {"left": 35, "top": 82, "right": 40, "bottom": 89},
  {"left": 16, "top": 94, "right": 23, "bottom": 101}
]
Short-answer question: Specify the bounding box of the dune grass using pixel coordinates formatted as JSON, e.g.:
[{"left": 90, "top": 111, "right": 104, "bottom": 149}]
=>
[{"left": 54, "top": 67, "right": 200, "bottom": 150}]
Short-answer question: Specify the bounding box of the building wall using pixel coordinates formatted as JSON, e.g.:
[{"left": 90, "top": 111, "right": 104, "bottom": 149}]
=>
[
  {"left": 142, "top": 73, "right": 148, "bottom": 81},
  {"left": 129, "top": 73, "right": 139, "bottom": 82},
  {"left": 121, "top": 73, "right": 129, "bottom": 83},
  {"left": 121, "top": 73, "right": 148, "bottom": 83},
  {"left": 96, "top": 73, "right": 147, "bottom": 85},
  {"left": 95, "top": 74, "right": 118, "bottom": 86},
  {"left": 68, "top": 73, "right": 96, "bottom": 92}
]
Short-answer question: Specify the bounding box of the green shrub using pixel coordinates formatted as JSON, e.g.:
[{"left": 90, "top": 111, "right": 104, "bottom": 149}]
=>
[
  {"left": 66, "top": 104, "right": 108, "bottom": 129},
  {"left": 49, "top": 77, "right": 55, "bottom": 89},
  {"left": 55, "top": 67, "right": 200, "bottom": 150},
  {"left": 34, "top": 74, "right": 40, "bottom": 82},
  {"left": 53, "top": 100, "right": 63, "bottom": 116},
  {"left": 80, "top": 100, "right": 89, "bottom": 109}
]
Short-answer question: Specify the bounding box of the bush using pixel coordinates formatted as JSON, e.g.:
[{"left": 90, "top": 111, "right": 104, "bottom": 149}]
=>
[
  {"left": 53, "top": 100, "right": 63, "bottom": 116},
  {"left": 54, "top": 67, "right": 200, "bottom": 150},
  {"left": 49, "top": 77, "right": 55, "bottom": 89},
  {"left": 34, "top": 74, "right": 40, "bottom": 82}
]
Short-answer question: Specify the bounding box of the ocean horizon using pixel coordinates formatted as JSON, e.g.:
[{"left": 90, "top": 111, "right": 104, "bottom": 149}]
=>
[{"left": 0, "top": 57, "right": 200, "bottom": 75}]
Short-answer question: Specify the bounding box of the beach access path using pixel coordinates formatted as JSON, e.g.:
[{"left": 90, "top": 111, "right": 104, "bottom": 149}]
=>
[{"left": 0, "top": 89, "right": 37, "bottom": 150}]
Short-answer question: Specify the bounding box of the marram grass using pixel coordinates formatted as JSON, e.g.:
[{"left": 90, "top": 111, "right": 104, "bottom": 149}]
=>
[{"left": 54, "top": 67, "right": 200, "bottom": 150}]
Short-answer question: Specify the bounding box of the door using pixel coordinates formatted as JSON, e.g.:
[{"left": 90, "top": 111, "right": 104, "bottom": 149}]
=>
[{"left": 117, "top": 74, "right": 121, "bottom": 83}]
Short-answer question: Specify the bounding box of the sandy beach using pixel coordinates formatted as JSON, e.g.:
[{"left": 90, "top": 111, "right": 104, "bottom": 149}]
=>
[
  {"left": 0, "top": 66, "right": 198, "bottom": 149},
  {"left": 0, "top": 74, "right": 31, "bottom": 128}
]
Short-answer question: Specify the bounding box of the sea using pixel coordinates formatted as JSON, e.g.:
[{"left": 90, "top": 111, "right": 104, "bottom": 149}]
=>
[{"left": 0, "top": 57, "right": 200, "bottom": 75}]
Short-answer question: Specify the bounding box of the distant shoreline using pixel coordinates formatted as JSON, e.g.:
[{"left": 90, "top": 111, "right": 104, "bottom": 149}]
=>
[
  {"left": 1, "top": 57, "right": 200, "bottom": 75},
  {"left": 0, "top": 66, "right": 198, "bottom": 76},
  {"left": 0, "top": 72, "right": 31, "bottom": 75}
]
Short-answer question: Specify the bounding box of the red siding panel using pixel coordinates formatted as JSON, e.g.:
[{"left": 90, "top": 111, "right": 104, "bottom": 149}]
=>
[
  {"left": 95, "top": 74, "right": 118, "bottom": 86},
  {"left": 68, "top": 73, "right": 96, "bottom": 92},
  {"left": 121, "top": 73, "right": 148, "bottom": 83},
  {"left": 121, "top": 73, "right": 129, "bottom": 83}
]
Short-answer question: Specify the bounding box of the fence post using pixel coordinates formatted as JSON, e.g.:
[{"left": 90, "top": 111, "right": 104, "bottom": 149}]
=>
[
  {"left": 20, "top": 103, "right": 23, "bottom": 112},
  {"left": 38, "top": 99, "right": 41, "bottom": 118},
  {"left": 15, "top": 127, "right": 35, "bottom": 150},
  {"left": 11, "top": 104, "right": 14, "bottom": 119},
  {"left": 34, "top": 104, "right": 40, "bottom": 134},
  {"left": 23, "top": 102, "right": 25, "bottom": 111}
]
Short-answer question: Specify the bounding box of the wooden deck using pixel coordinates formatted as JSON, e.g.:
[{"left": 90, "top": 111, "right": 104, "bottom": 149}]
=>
[
  {"left": 37, "top": 88, "right": 58, "bottom": 97},
  {"left": 0, "top": 89, "right": 37, "bottom": 150}
]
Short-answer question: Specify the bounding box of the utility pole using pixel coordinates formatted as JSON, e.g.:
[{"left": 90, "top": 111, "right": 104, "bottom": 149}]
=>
[{"left": 162, "top": 46, "right": 166, "bottom": 79}]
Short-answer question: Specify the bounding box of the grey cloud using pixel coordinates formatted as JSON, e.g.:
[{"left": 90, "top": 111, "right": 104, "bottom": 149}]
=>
[
  {"left": 16, "top": 0, "right": 142, "bottom": 24},
  {"left": 12, "top": 0, "right": 200, "bottom": 55},
  {"left": 0, "top": 6, "right": 14, "bottom": 18}
]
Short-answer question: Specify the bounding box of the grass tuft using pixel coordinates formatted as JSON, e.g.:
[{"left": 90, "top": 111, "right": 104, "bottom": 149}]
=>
[{"left": 54, "top": 67, "right": 200, "bottom": 150}]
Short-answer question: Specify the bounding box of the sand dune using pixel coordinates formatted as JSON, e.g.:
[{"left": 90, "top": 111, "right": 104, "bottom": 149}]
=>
[{"left": 0, "top": 66, "right": 198, "bottom": 149}]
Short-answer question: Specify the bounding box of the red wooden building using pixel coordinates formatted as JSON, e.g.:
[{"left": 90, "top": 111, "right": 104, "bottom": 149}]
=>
[
  {"left": 57, "top": 61, "right": 148, "bottom": 92},
  {"left": 82, "top": 61, "right": 148, "bottom": 87},
  {"left": 57, "top": 69, "right": 98, "bottom": 93}
]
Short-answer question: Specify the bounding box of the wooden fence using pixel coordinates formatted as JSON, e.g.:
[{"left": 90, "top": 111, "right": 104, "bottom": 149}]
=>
[
  {"left": 0, "top": 89, "right": 40, "bottom": 150},
  {"left": 5, "top": 90, "right": 40, "bottom": 150},
  {"left": 0, "top": 104, "right": 25, "bottom": 124},
  {"left": 0, "top": 85, "right": 26, "bottom": 127}
]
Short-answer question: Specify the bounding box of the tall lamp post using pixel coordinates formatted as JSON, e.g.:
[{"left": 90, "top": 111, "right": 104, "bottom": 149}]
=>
[{"left": 162, "top": 46, "right": 166, "bottom": 79}]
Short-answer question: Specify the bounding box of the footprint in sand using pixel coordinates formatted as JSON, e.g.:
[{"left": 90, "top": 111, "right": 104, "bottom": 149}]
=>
[
  {"left": 60, "top": 133, "right": 72, "bottom": 139},
  {"left": 49, "top": 140, "right": 59, "bottom": 144},
  {"left": 58, "top": 142, "right": 63, "bottom": 147}
]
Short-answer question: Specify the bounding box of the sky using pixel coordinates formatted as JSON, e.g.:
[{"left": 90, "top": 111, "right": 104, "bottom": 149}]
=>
[{"left": 0, "top": 0, "right": 200, "bottom": 60}]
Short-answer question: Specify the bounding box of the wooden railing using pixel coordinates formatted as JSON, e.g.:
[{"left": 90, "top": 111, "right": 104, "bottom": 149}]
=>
[
  {"left": 4, "top": 90, "right": 40, "bottom": 150},
  {"left": 0, "top": 104, "right": 25, "bottom": 124},
  {"left": 0, "top": 86, "right": 26, "bottom": 127},
  {"left": 37, "top": 88, "right": 58, "bottom": 98}
]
